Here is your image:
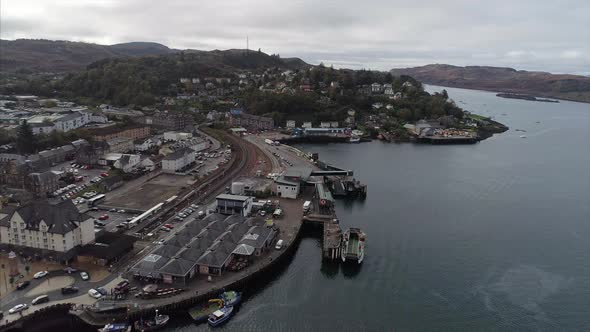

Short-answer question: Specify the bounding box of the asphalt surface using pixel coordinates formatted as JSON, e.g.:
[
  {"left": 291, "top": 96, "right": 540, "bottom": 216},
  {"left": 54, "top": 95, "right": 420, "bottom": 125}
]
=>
[{"left": 0, "top": 269, "right": 119, "bottom": 315}]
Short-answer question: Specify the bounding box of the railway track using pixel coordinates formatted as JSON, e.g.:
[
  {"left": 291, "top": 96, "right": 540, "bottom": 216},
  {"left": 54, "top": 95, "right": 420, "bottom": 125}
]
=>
[{"left": 130, "top": 130, "right": 253, "bottom": 235}]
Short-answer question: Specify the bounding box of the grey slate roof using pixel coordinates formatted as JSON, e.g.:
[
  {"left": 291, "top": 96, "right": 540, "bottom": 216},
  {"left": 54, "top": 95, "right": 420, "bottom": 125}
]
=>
[
  {"left": 163, "top": 147, "right": 193, "bottom": 161},
  {"left": 159, "top": 257, "right": 195, "bottom": 276},
  {"left": 216, "top": 194, "right": 251, "bottom": 202},
  {"left": 239, "top": 226, "right": 276, "bottom": 249},
  {"left": 133, "top": 212, "right": 273, "bottom": 277},
  {"left": 151, "top": 244, "right": 182, "bottom": 258},
  {"left": 0, "top": 200, "right": 90, "bottom": 234}
]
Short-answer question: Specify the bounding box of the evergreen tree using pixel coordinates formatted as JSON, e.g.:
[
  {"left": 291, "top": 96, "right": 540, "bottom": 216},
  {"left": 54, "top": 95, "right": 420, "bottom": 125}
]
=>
[{"left": 16, "top": 121, "right": 36, "bottom": 154}]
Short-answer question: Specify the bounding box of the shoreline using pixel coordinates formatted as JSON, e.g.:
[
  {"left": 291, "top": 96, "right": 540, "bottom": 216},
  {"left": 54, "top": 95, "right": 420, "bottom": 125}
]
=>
[{"left": 424, "top": 83, "right": 590, "bottom": 104}]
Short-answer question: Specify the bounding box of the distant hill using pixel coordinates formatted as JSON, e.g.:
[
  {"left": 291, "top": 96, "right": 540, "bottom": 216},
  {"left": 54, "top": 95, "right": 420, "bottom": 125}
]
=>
[
  {"left": 0, "top": 39, "right": 175, "bottom": 72},
  {"left": 390, "top": 64, "right": 590, "bottom": 103}
]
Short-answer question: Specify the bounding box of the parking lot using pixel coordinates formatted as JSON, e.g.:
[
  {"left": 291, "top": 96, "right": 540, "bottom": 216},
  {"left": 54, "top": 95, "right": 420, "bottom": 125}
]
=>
[
  {"left": 50, "top": 160, "right": 106, "bottom": 186},
  {"left": 86, "top": 209, "right": 139, "bottom": 233}
]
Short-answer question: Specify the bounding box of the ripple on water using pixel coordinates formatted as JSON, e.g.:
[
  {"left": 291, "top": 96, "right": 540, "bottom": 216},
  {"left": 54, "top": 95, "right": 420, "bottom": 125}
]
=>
[{"left": 475, "top": 265, "right": 572, "bottom": 328}]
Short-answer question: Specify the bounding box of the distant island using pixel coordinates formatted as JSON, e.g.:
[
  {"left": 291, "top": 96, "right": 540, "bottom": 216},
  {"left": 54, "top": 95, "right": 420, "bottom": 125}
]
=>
[
  {"left": 390, "top": 64, "right": 590, "bottom": 103},
  {"left": 496, "top": 93, "right": 559, "bottom": 103}
]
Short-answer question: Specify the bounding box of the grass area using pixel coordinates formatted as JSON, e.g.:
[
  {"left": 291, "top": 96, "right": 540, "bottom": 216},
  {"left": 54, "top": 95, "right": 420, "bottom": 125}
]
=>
[
  {"left": 467, "top": 113, "right": 490, "bottom": 121},
  {"left": 201, "top": 127, "right": 228, "bottom": 146}
]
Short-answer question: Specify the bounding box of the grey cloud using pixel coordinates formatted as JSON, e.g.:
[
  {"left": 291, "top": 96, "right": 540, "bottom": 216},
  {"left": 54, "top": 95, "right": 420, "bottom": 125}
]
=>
[{"left": 0, "top": 0, "right": 588, "bottom": 74}]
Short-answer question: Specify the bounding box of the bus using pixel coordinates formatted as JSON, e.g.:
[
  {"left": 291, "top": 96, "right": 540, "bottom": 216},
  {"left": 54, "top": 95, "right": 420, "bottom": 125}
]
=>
[
  {"left": 87, "top": 194, "right": 106, "bottom": 207},
  {"left": 164, "top": 195, "right": 178, "bottom": 205}
]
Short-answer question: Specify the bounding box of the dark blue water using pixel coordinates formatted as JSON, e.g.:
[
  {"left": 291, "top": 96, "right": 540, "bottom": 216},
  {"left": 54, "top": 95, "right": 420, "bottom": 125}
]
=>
[{"left": 170, "top": 86, "right": 590, "bottom": 331}]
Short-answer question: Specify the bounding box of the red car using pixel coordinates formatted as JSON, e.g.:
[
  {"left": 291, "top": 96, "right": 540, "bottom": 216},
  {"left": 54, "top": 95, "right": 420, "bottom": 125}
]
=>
[
  {"left": 98, "top": 214, "right": 109, "bottom": 220},
  {"left": 100, "top": 173, "right": 109, "bottom": 177},
  {"left": 164, "top": 223, "right": 174, "bottom": 229}
]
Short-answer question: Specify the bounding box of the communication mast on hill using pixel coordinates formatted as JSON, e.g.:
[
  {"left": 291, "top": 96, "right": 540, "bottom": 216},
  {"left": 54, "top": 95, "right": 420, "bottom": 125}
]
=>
[{"left": 246, "top": 35, "right": 249, "bottom": 55}]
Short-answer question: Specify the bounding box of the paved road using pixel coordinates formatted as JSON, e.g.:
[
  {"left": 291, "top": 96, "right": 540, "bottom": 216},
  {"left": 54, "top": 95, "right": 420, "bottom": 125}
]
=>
[{"left": 0, "top": 269, "right": 120, "bottom": 316}]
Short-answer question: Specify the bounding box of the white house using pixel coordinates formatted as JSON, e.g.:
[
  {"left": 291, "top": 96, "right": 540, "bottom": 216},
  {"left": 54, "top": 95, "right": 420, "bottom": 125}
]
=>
[
  {"left": 53, "top": 111, "right": 90, "bottom": 132},
  {"left": 286, "top": 120, "right": 296, "bottom": 128},
  {"left": 135, "top": 138, "right": 161, "bottom": 152},
  {"left": 371, "top": 83, "right": 383, "bottom": 94},
  {"left": 164, "top": 131, "right": 193, "bottom": 142},
  {"left": 113, "top": 154, "right": 141, "bottom": 173},
  {"left": 0, "top": 200, "right": 95, "bottom": 256},
  {"left": 140, "top": 155, "right": 163, "bottom": 171},
  {"left": 302, "top": 122, "right": 312, "bottom": 129},
  {"left": 330, "top": 121, "right": 339, "bottom": 128},
  {"left": 215, "top": 194, "right": 253, "bottom": 216},
  {"left": 275, "top": 177, "right": 300, "bottom": 199},
  {"left": 88, "top": 113, "right": 108, "bottom": 123},
  {"left": 162, "top": 147, "right": 195, "bottom": 173},
  {"left": 320, "top": 122, "right": 331, "bottom": 128}
]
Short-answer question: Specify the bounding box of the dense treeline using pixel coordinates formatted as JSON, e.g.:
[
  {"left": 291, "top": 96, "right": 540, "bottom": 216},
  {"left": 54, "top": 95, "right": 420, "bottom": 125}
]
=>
[{"left": 4, "top": 52, "right": 466, "bottom": 126}]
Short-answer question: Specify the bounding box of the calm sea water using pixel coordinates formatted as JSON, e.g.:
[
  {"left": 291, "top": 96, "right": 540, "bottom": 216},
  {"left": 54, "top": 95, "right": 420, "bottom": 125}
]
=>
[{"left": 168, "top": 86, "right": 590, "bottom": 331}]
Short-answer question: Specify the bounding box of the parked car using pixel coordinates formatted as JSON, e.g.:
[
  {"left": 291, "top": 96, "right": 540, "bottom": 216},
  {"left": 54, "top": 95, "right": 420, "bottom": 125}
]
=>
[
  {"left": 16, "top": 281, "right": 30, "bottom": 290},
  {"left": 96, "top": 287, "right": 108, "bottom": 296},
  {"left": 61, "top": 286, "right": 79, "bottom": 295},
  {"left": 31, "top": 295, "right": 50, "bottom": 305},
  {"left": 98, "top": 214, "right": 109, "bottom": 220},
  {"left": 164, "top": 223, "right": 174, "bottom": 229},
  {"left": 8, "top": 304, "right": 28, "bottom": 314},
  {"left": 114, "top": 280, "right": 130, "bottom": 294},
  {"left": 100, "top": 173, "right": 109, "bottom": 177},
  {"left": 94, "top": 220, "right": 106, "bottom": 227},
  {"left": 160, "top": 226, "right": 171, "bottom": 232},
  {"left": 80, "top": 272, "right": 90, "bottom": 281},
  {"left": 117, "top": 209, "right": 126, "bottom": 213},
  {"left": 88, "top": 289, "right": 102, "bottom": 299},
  {"left": 33, "top": 271, "right": 49, "bottom": 279}
]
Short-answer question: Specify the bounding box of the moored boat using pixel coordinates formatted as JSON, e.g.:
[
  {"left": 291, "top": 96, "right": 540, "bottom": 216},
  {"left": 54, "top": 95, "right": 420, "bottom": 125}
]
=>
[
  {"left": 134, "top": 310, "right": 169, "bottom": 332},
  {"left": 219, "top": 290, "right": 241, "bottom": 306},
  {"left": 208, "top": 306, "right": 234, "bottom": 327},
  {"left": 341, "top": 228, "right": 366, "bottom": 264},
  {"left": 98, "top": 323, "right": 131, "bottom": 332},
  {"left": 188, "top": 298, "right": 224, "bottom": 323},
  {"left": 349, "top": 135, "right": 361, "bottom": 143}
]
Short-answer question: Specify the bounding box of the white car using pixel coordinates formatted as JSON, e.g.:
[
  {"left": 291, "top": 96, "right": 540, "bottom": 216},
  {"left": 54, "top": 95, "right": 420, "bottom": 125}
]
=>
[
  {"left": 80, "top": 272, "right": 89, "bottom": 281},
  {"left": 33, "top": 271, "right": 49, "bottom": 279},
  {"left": 8, "top": 304, "right": 28, "bottom": 314},
  {"left": 88, "top": 289, "right": 102, "bottom": 299}
]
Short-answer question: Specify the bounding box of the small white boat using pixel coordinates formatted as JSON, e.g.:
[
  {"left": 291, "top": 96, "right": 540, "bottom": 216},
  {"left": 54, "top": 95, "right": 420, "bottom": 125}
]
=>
[
  {"left": 349, "top": 136, "right": 361, "bottom": 143},
  {"left": 520, "top": 135, "right": 527, "bottom": 138}
]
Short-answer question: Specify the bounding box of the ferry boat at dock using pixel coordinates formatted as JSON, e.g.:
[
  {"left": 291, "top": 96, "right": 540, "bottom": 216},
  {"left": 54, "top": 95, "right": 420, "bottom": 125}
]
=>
[
  {"left": 341, "top": 228, "right": 366, "bottom": 264},
  {"left": 134, "top": 310, "right": 170, "bottom": 332},
  {"left": 188, "top": 298, "right": 224, "bottom": 323},
  {"left": 208, "top": 306, "right": 235, "bottom": 327}
]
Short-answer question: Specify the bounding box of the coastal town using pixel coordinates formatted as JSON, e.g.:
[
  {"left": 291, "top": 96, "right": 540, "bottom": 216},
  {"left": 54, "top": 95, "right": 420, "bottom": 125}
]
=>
[{"left": 0, "top": 64, "right": 505, "bottom": 330}]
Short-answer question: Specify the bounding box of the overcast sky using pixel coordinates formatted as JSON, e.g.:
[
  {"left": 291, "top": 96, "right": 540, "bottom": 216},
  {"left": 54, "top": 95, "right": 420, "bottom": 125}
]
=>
[{"left": 2, "top": 0, "right": 589, "bottom": 75}]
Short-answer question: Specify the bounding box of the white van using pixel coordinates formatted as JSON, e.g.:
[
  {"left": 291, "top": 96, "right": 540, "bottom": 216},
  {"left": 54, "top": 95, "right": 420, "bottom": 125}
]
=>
[
  {"left": 31, "top": 295, "right": 49, "bottom": 305},
  {"left": 275, "top": 239, "right": 284, "bottom": 250},
  {"left": 303, "top": 201, "right": 311, "bottom": 213},
  {"left": 273, "top": 209, "right": 282, "bottom": 218}
]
